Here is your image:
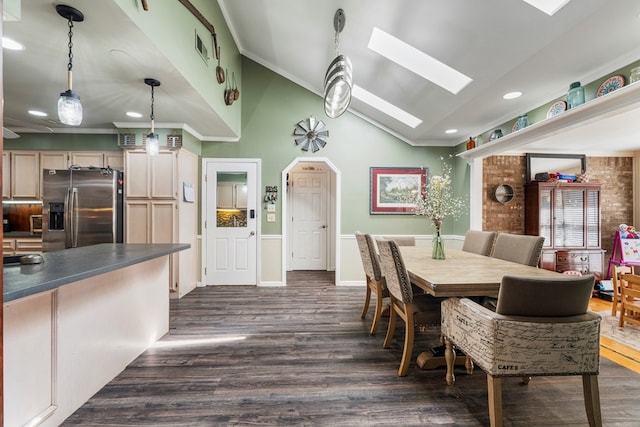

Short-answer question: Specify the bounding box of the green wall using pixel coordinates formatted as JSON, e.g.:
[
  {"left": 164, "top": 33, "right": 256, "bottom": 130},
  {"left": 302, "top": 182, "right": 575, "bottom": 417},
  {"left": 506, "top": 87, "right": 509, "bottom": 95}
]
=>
[
  {"left": 202, "top": 57, "right": 470, "bottom": 236},
  {"left": 4, "top": 133, "right": 119, "bottom": 151}
]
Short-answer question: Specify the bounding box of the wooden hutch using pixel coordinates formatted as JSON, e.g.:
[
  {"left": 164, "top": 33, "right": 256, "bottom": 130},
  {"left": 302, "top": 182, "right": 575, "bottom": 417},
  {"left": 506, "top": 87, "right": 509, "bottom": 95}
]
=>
[{"left": 525, "top": 181, "right": 605, "bottom": 279}]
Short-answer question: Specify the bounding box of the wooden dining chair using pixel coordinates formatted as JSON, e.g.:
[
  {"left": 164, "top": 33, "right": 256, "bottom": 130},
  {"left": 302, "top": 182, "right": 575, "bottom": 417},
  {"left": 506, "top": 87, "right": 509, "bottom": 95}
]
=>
[
  {"left": 619, "top": 273, "right": 640, "bottom": 328},
  {"left": 376, "top": 238, "right": 442, "bottom": 376},
  {"left": 490, "top": 233, "right": 545, "bottom": 267},
  {"left": 611, "top": 265, "right": 633, "bottom": 316},
  {"left": 461, "top": 230, "right": 496, "bottom": 256},
  {"left": 355, "top": 232, "right": 388, "bottom": 335}
]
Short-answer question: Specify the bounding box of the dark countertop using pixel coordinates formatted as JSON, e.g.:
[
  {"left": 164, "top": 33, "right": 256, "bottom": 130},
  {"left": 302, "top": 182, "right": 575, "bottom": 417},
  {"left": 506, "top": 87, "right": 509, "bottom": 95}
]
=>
[
  {"left": 3, "top": 231, "right": 42, "bottom": 238},
  {"left": 4, "top": 243, "right": 190, "bottom": 303}
]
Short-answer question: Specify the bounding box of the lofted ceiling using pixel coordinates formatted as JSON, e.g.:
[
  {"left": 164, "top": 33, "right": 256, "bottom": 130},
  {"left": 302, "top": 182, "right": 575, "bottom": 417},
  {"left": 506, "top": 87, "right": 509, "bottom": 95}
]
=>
[{"left": 4, "top": 0, "right": 640, "bottom": 155}]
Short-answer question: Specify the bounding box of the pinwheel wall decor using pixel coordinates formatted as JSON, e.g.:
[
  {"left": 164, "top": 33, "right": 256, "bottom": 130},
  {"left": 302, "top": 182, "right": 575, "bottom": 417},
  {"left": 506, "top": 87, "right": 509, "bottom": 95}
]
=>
[{"left": 293, "top": 117, "right": 329, "bottom": 152}]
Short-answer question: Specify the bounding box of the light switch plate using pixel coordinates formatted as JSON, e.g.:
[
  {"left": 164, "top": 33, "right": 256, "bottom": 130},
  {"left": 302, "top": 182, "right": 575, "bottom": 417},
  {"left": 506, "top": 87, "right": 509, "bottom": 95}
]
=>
[
  {"left": 267, "top": 213, "right": 276, "bottom": 222},
  {"left": 267, "top": 204, "right": 276, "bottom": 212}
]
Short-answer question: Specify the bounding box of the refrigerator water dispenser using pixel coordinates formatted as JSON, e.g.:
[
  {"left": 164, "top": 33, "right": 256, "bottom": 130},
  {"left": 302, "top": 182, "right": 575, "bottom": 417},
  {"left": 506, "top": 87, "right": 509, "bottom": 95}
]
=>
[{"left": 48, "top": 202, "right": 65, "bottom": 230}]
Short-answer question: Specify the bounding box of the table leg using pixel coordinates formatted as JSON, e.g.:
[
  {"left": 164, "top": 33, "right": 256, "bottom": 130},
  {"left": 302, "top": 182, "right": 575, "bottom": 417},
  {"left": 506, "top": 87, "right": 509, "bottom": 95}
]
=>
[{"left": 444, "top": 337, "right": 456, "bottom": 385}]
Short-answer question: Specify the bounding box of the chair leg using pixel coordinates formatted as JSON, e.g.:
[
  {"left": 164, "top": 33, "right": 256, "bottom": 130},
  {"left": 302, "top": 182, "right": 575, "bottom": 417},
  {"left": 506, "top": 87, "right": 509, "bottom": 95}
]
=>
[
  {"left": 369, "top": 280, "right": 384, "bottom": 335},
  {"left": 397, "top": 306, "right": 414, "bottom": 377},
  {"left": 487, "top": 375, "right": 503, "bottom": 427},
  {"left": 444, "top": 337, "right": 456, "bottom": 385},
  {"left": 582, "top": 374, "right": 602, "bottom": 427},
  {"left": 360, "top": 277, "right": 372, "bottom": 319},
  {"left": 383, "top": 303, "right": 397, "bottom": 349}
]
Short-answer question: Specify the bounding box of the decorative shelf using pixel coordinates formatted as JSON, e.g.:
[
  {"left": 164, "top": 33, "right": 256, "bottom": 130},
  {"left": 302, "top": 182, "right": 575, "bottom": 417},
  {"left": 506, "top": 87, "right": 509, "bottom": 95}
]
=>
[{"left": 458, "top": 81, "right": 640, "bottom": 162}]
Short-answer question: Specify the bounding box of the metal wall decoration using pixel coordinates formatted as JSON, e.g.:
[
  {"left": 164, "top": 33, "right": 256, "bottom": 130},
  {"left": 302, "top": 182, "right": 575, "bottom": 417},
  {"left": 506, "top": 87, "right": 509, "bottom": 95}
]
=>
[{"left": 293, "top": 117, "right": 329, "bottom": 152}]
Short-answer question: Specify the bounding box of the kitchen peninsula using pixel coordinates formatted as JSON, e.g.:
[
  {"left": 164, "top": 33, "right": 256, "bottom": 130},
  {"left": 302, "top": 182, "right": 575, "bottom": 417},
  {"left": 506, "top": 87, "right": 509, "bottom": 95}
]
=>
[{"left": 3, "top": 243, "right": 189, "bottom": 427}]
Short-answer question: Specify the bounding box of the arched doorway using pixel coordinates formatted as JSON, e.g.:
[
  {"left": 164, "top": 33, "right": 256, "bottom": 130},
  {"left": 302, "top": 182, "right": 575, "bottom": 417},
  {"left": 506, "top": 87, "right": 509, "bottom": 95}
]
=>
[{"left": 281, "top": 157, "right": 341, "bottom": 285}]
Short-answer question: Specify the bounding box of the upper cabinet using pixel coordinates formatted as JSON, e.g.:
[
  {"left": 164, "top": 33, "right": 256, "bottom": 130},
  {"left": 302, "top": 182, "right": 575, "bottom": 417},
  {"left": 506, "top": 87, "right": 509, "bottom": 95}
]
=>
[
  {"left": 9, "top": 151, "right": 40, "bottom": 199},
  {"left": 458, "top": 82, "right": 640, "bottom": 160},
  {"left": 125, "top": 149, "right": 177, "bottom": 199},
  {"left": 3, "top": 150, "right": 124, "bottom": 200}
]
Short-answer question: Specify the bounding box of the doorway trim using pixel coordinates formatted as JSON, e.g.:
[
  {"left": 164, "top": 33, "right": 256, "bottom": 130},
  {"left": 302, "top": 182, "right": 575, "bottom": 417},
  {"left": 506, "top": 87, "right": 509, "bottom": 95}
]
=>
[
  {"left": 201, "top": 157, "right": 262, "bottom": 286},
  {"left": 281, "top": 157, "right": 341, "bottom": 285}
]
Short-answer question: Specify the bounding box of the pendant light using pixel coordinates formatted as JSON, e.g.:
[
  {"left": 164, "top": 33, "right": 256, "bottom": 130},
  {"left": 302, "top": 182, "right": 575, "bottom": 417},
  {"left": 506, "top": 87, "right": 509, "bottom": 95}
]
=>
[
  {"left": 323, "top": 9, "right": 352, "bottom": 118},
  {"left": 144, "top": 78, "right": 161, "bottom": 156},
  {"left": 56, "top": 5, "right": 84, "bottom": 126}
]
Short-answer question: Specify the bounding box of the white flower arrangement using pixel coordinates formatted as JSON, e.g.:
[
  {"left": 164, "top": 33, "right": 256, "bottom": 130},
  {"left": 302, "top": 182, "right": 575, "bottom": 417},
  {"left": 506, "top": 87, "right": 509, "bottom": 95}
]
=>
[{"left": 411, "top": 157, "right": 466, "bottom": 232}]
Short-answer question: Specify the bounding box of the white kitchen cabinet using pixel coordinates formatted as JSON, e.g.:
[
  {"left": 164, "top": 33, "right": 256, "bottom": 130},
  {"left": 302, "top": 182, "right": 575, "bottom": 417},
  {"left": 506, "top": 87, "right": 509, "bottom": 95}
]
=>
[
  {"left": 217, "top": 182, "right": 248, "bottom": 208},
  {"left": 124, "top": 149, "right": 176, "bottom": 199},
  {"left": 69, "top": 151, "right": 104, "bottom": 168},
  {"left": 125, "top": 200, "right": 177, "bottom": 244},
  {"left": 40, "top": 151, "right": 68, "bottom": 171},
  {"left": 10, "top": 151, "right": 40, "bottom": 199},
  {"left": 105, "top": 151, "right": 124, "bottom": 171},
  {"left": 124, "top": 148, "right": 198, "bottom": 298},
  {"left": 2, "top": 237, "right": 42, "bottom": 255}
]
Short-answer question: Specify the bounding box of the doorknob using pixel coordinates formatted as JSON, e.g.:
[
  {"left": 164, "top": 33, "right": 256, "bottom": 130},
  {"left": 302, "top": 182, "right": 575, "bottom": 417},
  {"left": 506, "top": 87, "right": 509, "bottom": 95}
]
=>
[
  {"left": 321, "top": 225, "right": 327, "bottom": 229},
  {"left": 250, "top": 231, "right": 255, "bottom": 236}
]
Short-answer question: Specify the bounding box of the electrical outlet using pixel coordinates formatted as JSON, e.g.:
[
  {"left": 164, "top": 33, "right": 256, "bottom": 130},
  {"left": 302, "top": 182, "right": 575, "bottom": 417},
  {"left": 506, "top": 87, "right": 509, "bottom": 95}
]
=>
[
  {"left": 267, "top": 204, "right": 276, "bottom": 212},
  {"left": 267, "top": 213, "right": 276, "bottom": 222}
]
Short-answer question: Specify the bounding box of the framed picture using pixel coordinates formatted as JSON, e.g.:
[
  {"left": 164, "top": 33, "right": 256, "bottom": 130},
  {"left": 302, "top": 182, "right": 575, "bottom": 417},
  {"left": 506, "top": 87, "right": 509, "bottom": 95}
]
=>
[{"left": 370, "top": 167, "right": 427, "bottom": 214}]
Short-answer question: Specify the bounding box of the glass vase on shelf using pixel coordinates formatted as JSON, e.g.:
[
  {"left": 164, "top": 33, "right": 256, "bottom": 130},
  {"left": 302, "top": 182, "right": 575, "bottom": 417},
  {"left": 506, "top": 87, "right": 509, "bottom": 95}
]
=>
[{"left": 432, "top": 227, "right": 446, "bottom": 260}]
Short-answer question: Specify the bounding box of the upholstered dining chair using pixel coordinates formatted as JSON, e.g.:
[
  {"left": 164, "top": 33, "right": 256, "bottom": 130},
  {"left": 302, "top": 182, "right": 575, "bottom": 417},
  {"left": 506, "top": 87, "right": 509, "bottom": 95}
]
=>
[
  {"left": 611, "top": 265, "right": 633, "bottom": 316},
  {"left": 490, "top": 233, "right": 545, "bottom": 267},
  {"left": 381, "top": 235, "right": 416, "bottom": 246},
  {"left": 376, "top": 238, "right": 442, "bottom": 376},
  {"left": 461, "top": 230, "right": 496, "bottom": 256},
  {"left": 441, "top": 274, "right": 601, "bottom": 427},
  {"left": 355, "top": 232, "right": 388, "bottom": 335},
  {"left": 619, "top": 273, "right": 640, "bottom": 328}
]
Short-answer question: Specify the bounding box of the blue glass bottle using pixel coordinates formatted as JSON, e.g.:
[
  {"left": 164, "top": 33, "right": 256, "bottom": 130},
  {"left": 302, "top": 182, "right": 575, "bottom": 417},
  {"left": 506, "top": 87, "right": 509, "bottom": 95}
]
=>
[{"left": 567, "top": 82, "right": 585, "bottom": 109}]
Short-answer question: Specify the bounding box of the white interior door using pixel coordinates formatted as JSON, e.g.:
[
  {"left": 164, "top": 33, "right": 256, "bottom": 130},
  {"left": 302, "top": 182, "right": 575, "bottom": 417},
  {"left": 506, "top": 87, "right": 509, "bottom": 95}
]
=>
[
  {"left": 205, "top": 161, "right": 258, "bottom": 285},
  {"left": 291, "top": 171, "right": 328, "bottom": 270}
]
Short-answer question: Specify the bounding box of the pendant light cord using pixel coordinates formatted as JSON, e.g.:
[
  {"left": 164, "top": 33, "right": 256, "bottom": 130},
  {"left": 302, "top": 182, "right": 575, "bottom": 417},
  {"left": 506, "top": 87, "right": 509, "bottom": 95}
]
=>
[
  {"left": 67, "top": 18, "right": 74, "bottom": 71},
  {"left": 150, "top": 85, "right": 155, "bottom": 132}
]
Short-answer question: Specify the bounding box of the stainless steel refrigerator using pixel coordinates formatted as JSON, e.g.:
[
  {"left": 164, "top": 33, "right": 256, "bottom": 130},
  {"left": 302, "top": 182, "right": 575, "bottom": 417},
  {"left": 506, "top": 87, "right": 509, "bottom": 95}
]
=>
[{"left": 42, "top": 167, "right": 124, "bottom": 252}]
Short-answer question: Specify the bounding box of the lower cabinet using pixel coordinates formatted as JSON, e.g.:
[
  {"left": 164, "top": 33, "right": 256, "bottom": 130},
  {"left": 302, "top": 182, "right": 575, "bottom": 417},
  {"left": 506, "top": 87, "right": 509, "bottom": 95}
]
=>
[
  {"left": 125, "top": 201, "right": 177, "bottom": 244},
  {"left": 125, "top": 200, "right": 178, "bottom": 290},
  {"left": 3, "top": 237, "right": 42, "bottom": 255},
  {"left": 542, "top": 249, "right": 605, "bottom": 279}
]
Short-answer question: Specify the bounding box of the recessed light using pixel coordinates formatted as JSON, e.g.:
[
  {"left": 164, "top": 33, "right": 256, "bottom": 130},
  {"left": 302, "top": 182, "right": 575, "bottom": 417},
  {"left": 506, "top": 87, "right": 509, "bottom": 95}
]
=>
[
  {"left": 503, "top": 91, "right": 523, "bottom": 100},
  {"left": 368, "top": 27, "right": 472, "bottom": 95},
  {"left": 352, "top": 85, "right": 422, "bottom": 128},
  {"left": 28, "top": 110, "right": 47, "bottom": 117},
  {"left": 2, "top": 37, "right": 25, "bottom": 51},
  {"left": 445, "top": 129, "right": 458, "bottom": 134},
  {"left": 126, "top": 111, "right": 143, "bottom": 118},
  {"left": 521, "top": 0, "right": 571, "bottom": 16}
]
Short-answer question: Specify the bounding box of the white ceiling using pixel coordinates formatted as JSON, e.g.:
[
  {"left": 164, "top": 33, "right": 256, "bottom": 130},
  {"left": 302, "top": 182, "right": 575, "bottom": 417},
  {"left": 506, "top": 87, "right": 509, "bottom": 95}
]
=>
[{"left": 4, "top": 0, "right": 640, "bottom": 154}]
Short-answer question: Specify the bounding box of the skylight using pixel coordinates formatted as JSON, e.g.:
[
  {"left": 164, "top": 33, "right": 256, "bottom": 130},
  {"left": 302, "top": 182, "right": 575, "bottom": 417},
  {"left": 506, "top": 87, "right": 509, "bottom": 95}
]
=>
[
  {"left": 367, "top": 27, "right": 472, "bottom": 95},
  {"left": 521, "top": 0, "right": 571, "bottom": 16},
  {"left": 352, "top": 85, "right": 422, "bottom": 128}
]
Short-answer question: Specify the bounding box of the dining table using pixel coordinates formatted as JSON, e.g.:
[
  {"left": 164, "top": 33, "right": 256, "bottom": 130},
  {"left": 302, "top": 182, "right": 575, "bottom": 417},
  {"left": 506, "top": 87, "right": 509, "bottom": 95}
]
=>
[{"left": 399, "top": 246, "right": 565, "bottom": 374}]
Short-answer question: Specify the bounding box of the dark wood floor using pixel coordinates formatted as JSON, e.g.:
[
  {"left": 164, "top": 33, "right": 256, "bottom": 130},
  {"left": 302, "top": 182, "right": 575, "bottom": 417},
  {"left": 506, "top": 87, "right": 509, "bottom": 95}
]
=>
[{"left": 63, "top": 271, "right": 640, "bottom": 426}]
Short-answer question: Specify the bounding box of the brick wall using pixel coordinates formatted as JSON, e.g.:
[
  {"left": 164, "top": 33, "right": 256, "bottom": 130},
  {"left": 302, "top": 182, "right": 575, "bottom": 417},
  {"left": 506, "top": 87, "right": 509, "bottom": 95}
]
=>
[{"left": 482, "top": 155, "right": 633, "bottom": 272}]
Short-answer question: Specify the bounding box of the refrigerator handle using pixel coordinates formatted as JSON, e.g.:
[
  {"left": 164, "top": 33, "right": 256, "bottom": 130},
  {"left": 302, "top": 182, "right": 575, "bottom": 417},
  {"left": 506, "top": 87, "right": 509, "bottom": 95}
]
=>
[
  {"left": 64, "top": 188, "right": 72, "bottom": 248},
  {"left": 71, "top": 187, "right": 79, "bottom": 248}
]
